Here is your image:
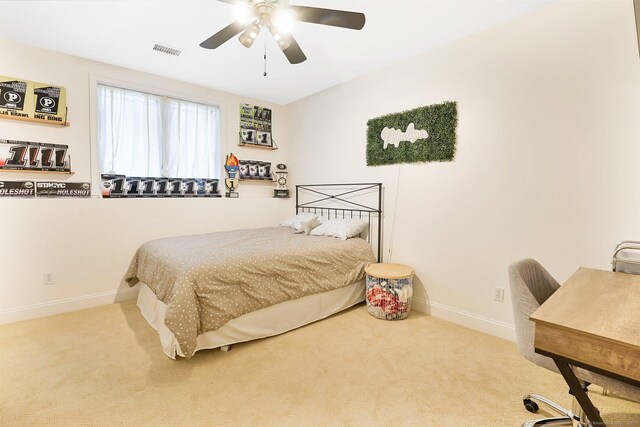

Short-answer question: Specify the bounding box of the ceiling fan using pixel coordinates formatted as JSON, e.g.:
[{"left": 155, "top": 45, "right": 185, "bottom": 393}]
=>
[{"left": 199, "top": 0, "right": 366, "bottom": 64}]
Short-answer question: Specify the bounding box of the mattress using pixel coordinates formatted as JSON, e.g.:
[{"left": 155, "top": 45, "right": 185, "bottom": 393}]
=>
[
  {"left": 137, "top": 279, "right": 365, "bottom": 359},
  {"left": 126, "top": 226, "right": 376, "bottom": 358}
]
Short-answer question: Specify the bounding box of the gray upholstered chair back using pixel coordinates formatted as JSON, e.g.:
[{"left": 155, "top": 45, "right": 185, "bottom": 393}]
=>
[{"left": 508, "top": 258, "right": 561, "bottom": 372}]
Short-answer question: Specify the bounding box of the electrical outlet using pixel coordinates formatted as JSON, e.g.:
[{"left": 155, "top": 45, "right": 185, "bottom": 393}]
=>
[
  {"left": 43, "top": 272, "right": 55, "bottom": 286},
  {"left": 494, "top": 287, "right": 505, "bottom": 302}
]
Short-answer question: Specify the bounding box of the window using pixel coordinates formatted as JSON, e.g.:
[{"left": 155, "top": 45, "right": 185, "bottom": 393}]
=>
[{"left": 97, "top": 84, "right": 221, "bottom": 179}]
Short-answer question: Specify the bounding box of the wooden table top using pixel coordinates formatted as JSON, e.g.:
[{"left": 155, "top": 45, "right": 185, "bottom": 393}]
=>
[
  {"left": 530, "top": 267, "right": 640, "bottom": 383},
  {"left": 365, "top": 263, "right": 414, "bottom": 279}
]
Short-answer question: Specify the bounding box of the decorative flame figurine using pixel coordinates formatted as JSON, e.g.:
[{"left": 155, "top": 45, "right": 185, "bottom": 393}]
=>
[{"left": 224, "top": 153, "right": 240, "bottom": 198}]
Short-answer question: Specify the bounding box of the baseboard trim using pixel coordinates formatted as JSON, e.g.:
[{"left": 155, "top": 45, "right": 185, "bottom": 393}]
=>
[
  {"left": 0, "top": 287, "right": 139, "bottom": 325},
  {"left": 411, "top": 296, "right": 429, "bottom": 314},
  {"left": 2, "top": 291, "right": 516, "bottom": 342},
  {"left": 411, "top": 297, "right": 515, "bottom": 342}
]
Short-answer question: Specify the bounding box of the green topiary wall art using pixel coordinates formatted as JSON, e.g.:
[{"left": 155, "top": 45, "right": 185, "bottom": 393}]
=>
[{"left": 366, "top": 101, "right": 458, "bottom": 166}]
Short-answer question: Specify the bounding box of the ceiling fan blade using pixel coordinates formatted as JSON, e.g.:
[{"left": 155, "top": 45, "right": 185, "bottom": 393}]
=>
[
  {"left": 200, "top": 22, "right": 249, "bottom": 49},
  {"left": 289, "top": 6, "right": 365, "bottom": 30},
  {"left": 282, "top": 36, "right": 307, "bottom": 64}
]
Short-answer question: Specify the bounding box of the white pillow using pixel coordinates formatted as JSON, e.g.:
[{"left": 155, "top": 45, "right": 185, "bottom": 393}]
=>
[
  {"left": 310, "top": 218, "right": 369, "bottom": 240},
  {"left": 322, "top": 216, "right": 371, "bottom": 240},
  {"left": 280, "top": 213, "right": 318, "bottom": 230},
  {"left": 315, "top": 216, "right": 369, "bottom": 240},
  {"left": 294, "top": 217, "right": 322, "bottom": 235}
]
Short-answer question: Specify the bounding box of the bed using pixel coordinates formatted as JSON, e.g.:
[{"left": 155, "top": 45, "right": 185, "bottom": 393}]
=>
[{"left": 125, "top": 183, "right": 383, "bottom": 359}]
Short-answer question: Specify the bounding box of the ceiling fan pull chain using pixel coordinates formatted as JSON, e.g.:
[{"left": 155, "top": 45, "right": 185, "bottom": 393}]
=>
[{"left": 263, "top": 39, "right": 267, "bottom": 77}]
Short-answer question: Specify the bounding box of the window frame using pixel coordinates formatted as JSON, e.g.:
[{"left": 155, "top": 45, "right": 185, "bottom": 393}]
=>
[{"left": 89, "top": 74, "right": 226, "bottom": 196}]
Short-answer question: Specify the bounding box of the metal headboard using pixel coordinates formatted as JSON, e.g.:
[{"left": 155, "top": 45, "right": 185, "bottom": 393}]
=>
[{"left": 296, "top": 183, "right": 383, "bottom": 262}]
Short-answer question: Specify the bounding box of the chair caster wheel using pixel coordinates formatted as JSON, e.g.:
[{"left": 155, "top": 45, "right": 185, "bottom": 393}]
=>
[{"left": 523, "top": 398, "right": 539, "bottom": 413}]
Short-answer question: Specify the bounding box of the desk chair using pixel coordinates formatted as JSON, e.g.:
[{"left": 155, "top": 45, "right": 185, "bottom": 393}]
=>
[{"left": 509, "top": 259, "right": 640, "bottom": 427}]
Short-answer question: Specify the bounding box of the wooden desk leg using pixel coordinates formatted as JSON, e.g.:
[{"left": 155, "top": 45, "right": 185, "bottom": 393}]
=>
[{"left": 554, "top": 359, "right": 605, "bottom": 427}]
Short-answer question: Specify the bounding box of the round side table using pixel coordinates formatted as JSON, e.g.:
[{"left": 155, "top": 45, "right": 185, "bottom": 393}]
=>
[{"left": 364, "top": 263, "right": 414, "bottom": 320}]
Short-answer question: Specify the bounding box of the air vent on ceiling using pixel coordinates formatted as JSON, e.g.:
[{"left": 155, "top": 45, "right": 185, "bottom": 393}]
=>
[{"left": 152, "top": 43, "right": 182, "bottom": 57}]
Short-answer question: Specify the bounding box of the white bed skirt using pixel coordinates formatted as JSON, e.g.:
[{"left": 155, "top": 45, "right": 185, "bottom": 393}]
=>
[{"left": 136, "top": 280, "right": 365, "bottom": 359}]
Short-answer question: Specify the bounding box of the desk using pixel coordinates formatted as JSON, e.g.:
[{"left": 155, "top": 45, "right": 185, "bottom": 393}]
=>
[{"left": 530, "top": 268, "right": 640, "bottom": 426}]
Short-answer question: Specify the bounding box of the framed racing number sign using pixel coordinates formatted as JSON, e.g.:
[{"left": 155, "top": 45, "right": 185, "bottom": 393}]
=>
[
  {"left": 100, "top": 174, "right": 221, "bottom": 198},
  {"left": 0, "top": 139, "right": 71, "bottom": 172},
  {"left": 0, "top": 76, "right": 67, "bottom": 125}
]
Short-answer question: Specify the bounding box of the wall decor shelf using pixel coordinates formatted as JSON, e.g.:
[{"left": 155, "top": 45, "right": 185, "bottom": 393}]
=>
[
  {"left": 237, "top": 143, "right": 277, "bottom": 151},
  {"left": 240, "top": 177, "right": 274, "bottom": 182},
  {"left": 0, "top": 169, "right": 75, "bottom": 175},
  {"left": 0, "top": 114, "right": 70, "bottom": 127}
]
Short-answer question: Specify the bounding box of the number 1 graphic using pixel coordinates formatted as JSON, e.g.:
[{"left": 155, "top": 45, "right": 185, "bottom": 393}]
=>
[
  {"left": 6, "top": 146, "right": 28, "bottom": 166},
  {"left": 29, "top": 146, "right": 40, "bottom": 167},
  {"left": 41, "top": 148, "right": 53, "bottom": 168}
]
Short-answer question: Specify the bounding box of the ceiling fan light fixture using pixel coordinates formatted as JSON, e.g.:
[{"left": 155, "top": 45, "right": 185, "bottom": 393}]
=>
[
  {"left": 233, "top": 3, "right": 256, "bottom": 24},
  {"left": 274, "top": 33, "right": 292, "bottom": 50},
  {"left": 200, "top": 1, "right": 365, "bottom": 65},
  {"left": 239, "top": 24, "right": 260, "bottom": 48},
  {"left": 272, "top": 9, "right": 296, "bottom": 34},
  {"left": 268, "top": 25, "right": 292, "bottom": 50}
]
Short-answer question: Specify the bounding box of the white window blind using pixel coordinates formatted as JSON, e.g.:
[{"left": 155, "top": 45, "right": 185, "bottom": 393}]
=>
[{"left": 97, "top": 84, "right": 221, "bottom": 179}]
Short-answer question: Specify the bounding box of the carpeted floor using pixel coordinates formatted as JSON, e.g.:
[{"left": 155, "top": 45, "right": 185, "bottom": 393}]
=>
[{"left": 0, "top": 301, "right": 638, "bottom": 426}]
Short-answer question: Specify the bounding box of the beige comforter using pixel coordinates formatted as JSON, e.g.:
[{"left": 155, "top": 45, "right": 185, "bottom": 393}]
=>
[{"left": 125, "top": 226, "right": 375, "bottom": 358}]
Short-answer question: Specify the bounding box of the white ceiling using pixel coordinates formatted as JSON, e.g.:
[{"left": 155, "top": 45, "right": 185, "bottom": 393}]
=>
[{"left": 0, "top": 0, "right": 551, "bottom": 105}]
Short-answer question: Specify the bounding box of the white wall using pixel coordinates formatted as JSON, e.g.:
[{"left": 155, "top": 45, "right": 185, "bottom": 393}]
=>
[
  {"left": 285, "top": 0, "right": 640, "bottom": 340},
  {"left": 2, "top": 1, "right": 639, "bottom": 335},
  {"left": 0, "top": 40, "right": 293, "bottom": 323}
]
